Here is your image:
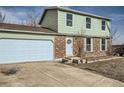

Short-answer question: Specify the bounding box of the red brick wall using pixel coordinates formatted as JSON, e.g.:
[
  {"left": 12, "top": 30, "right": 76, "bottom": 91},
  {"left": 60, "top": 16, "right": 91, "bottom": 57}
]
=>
[
  {"left": 54, "top": 36, "right": 112, "bottom": 58},
  {"left": 84, "top": 38, "right": 112, "bottom": 57},
  {"left": 54, "top": 36, "right": 66, "bottom": 58},
  {"left": 73, "top": 37, "right": 84, "bottom": 57},
  {"left": 107, "top": 38, "right": 112, "bottom": 55}
]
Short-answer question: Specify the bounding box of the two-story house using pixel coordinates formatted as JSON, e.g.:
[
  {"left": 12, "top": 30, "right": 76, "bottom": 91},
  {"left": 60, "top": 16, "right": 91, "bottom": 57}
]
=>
[
  {"left": 0, "top": 7, "right": 112, "bottom": 64},
  {"left": 39, "top": 7, "right": 112, "bottom": 58}
]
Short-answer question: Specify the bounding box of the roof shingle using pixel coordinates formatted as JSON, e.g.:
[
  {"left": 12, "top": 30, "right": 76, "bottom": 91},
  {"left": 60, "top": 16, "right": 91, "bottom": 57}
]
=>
[{"left": 0, "top": 23, "right": 56, "bottom": 33}]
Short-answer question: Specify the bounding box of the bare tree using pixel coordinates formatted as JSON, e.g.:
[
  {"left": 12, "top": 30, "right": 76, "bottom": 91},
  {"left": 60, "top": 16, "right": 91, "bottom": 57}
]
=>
[
  {"left": 0, "top": 11, "right": 6, "bottom": 23},
  {"left": 106, "top": 21, "right": 120, "bottom": 55},
  {"left": 106, "top": 22, "right": 120, "bottom": 40},
  {"left": 111, "top": 28, "right": 120, "bottom": 41},
  {"left": 74, "top": 31, "right": 84, "bottom": 59},
  {"left": 76, "top": 36, "right": 82, "bottom": 57},
  {"left": 26, "top": 10, "right": 38, "bottom": 26}
]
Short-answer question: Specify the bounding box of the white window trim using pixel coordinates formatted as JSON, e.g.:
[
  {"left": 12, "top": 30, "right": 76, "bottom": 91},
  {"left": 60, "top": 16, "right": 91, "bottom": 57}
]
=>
[
  {"left": 66, "top": 13, "right": 73, "bottom": 27},
  {"left": 100, "top": 38, "right": 107, "bottom": 51},
  {"left": 84, "top": 38, "right": 93, "bottom": 52},
  {"left": 91, "top": 38, "right": 93, "bottom": 52},
  {"left": 105, "top": 39, "right": 107, "bottom": 51},
  {"left": 84, "top": 38, "right": 86, "bottom": 51},
  {"left": 100, "top": 39, "right": 101, "bottom": 51}
]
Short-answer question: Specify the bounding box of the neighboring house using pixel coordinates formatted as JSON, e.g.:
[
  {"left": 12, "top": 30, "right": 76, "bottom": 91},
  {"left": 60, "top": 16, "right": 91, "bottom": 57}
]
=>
[
  {"left": 0, "top": 7, "right": 112, "bottom": 64},
  {"left": 112, "top": 45, "right": 124, "bottom": 56}
]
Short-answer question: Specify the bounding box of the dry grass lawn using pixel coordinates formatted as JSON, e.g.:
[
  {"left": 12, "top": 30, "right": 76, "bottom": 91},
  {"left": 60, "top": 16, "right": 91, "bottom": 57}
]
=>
[{"left": 68, "top": 57, "right": 124, "bottom": 82}]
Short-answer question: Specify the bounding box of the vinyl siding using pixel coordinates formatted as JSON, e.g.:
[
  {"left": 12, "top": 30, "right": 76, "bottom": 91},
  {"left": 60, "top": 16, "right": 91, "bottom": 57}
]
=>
[
  {"left": 0, "top": 32, "right": 54, "bottom": 41},
  {"left": 58, "top": 10, "right": 111, "bottom": 37},
  {"left": 58, "top": 10, "right": 83, "bottom": 35},
  {"left": 41, "top": 10, "right": 58, "bottom": 32}
]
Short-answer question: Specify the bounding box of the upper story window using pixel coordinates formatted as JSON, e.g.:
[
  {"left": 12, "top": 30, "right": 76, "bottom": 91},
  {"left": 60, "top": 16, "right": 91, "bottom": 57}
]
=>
[
  {"left": 101, "top": 20, "right": 106, "bottom": 30},
  {"left": 86, "top": 17, "right": 91, "bottom": 29},
  {"left": 66, "top": 14, "right": 73, "bottom": 26}
]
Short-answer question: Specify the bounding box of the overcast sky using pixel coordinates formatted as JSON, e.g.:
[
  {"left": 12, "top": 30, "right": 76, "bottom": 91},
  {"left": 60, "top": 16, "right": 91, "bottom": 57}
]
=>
[{"left": 0, "top": 6, "right": 124, "bottom": 45}]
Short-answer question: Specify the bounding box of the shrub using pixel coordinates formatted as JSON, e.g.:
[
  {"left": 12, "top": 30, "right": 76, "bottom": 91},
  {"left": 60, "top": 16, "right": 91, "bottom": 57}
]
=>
[{"left": 1, "top": 67, "right": 19, "bottom": 75}]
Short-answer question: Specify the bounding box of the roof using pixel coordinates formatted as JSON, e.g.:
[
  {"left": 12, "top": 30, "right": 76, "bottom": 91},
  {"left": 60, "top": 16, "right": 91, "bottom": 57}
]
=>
[
  {"left": 112, "top": 44, "right": 124, "bottom": 47},
  {"left": 39, "top": 6, "right": 111, "bottom": 24},
  {"left": 0, "top": 23, "right": 56, "bottom": 33},
  {"left": 0, "top": 23, "right": 110, "bottom": 38}
]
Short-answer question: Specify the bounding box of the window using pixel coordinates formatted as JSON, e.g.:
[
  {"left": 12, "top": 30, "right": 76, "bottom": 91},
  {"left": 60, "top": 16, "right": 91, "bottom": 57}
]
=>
[
  {"left": 102, "top": 20, "right": 106, "bottom": 30},
  {"left": 101, "top": 38, "right": 106, "bottom": 51},
  {"left": 85, "top": 38, "right": 92, "bottom": 51},
  {"left": 66, "top": 14, "right": 73, "bottom": 26},
  {"left": 86, "top": 17, "right": 91, "bottom": 29}
]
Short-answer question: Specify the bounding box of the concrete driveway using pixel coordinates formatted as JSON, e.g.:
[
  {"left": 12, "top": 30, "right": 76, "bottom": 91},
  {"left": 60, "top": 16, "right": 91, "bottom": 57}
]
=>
[{"left": 0, "top": 62, "right": 124, "bottom": 87}]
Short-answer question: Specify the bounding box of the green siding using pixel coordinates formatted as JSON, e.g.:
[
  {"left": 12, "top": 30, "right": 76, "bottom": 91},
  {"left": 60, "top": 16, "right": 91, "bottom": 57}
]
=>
[
  {"left": 0, "top": 32, "right": 54, "bottom": 41},
  {"left": 41, "top": 10, "right": 58, "bottom": 32},
  {"left": 58, "top": 10, "right": 110, "bottom": 37}
]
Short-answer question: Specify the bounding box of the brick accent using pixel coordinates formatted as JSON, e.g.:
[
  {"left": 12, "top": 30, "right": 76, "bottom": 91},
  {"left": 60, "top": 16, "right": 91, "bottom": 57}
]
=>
[
  {"left": 73, "top": 37, "right": 84, "bottom": 57},
  {"left": 54, "top": 36, "right": 112, "bottom": 59},
  {"left": 107, "top": 38, "right": 112, "bottom": 55},
  {"left": 84, "top": 38, "right": 112, "bottom": 57},
  {"left": 54, "top": 36, "right": 66, "bottom": 58}
]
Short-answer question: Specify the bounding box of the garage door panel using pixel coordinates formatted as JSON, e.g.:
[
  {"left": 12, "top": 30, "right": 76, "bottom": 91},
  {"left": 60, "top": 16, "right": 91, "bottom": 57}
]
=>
[{"left": 0, "top": 39, "right": 53, "bottom": 64}]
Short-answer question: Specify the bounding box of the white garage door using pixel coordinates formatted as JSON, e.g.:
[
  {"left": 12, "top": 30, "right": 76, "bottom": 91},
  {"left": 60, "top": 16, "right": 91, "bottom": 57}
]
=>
[{"left": 0, "top": 39, "right": 54, "bottom": 64}]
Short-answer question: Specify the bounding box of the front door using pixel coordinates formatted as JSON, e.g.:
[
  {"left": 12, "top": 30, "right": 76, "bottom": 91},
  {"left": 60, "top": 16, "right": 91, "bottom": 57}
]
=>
[{"left": 66, "top": 37, "right": 73, "bottom": 56}]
